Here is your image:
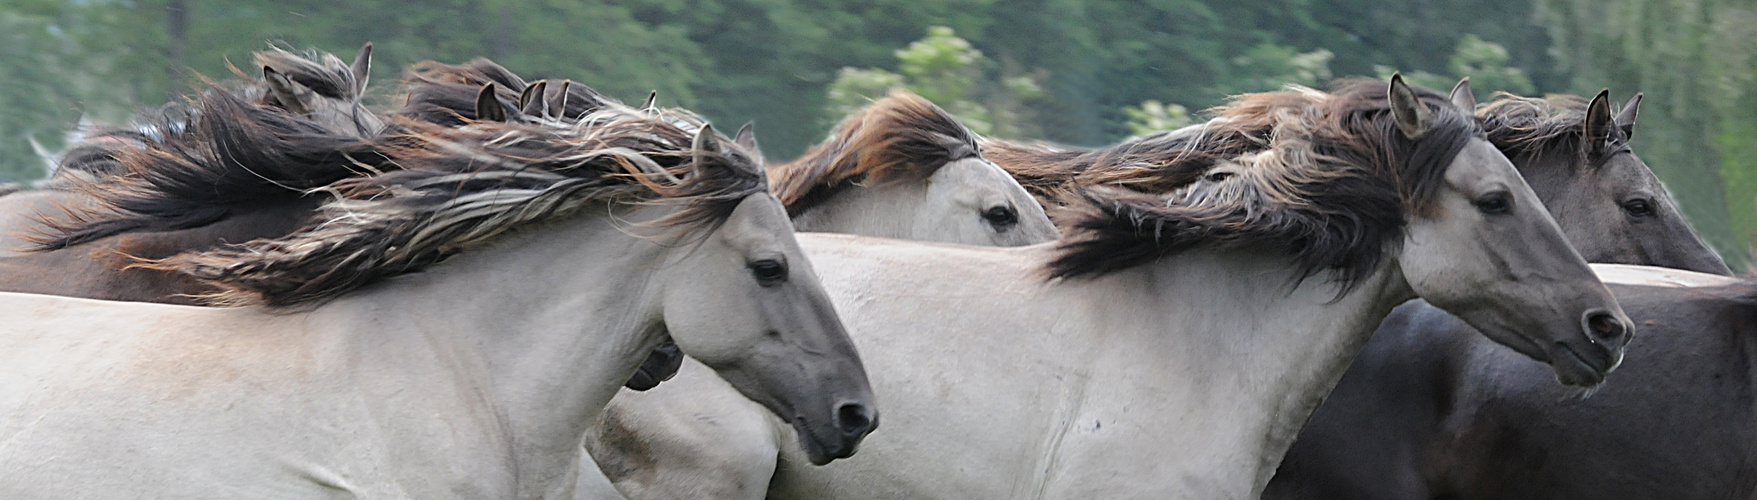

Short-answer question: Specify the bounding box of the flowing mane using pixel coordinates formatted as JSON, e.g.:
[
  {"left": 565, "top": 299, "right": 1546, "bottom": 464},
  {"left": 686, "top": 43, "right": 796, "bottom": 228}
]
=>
[
  {"left": 1477, "top": 93, "right": 1627, "bottom": 160},
  {"left": 34, "top": 85, "right": 385, "bottom": 251},
  {"left": 142, "top": 105, "right": 765, "bottom": 307},
  {"left": 769, "top": 91, "right": 980, "bottom": 216},
  {"left": 1047, "top": 79, "right": 1481, "bottom": 288},
  {"left": 396, "top": 59, "right": 621, "bottom": 126},
  {"left": 985, "top": 121, "right": 1248, "bottom": 208},
  {"left": 45, "top": 46, "right": 382, "bottom": 184}
]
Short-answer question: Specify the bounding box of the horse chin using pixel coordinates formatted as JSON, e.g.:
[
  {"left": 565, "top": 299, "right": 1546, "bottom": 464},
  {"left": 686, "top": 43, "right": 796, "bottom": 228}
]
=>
[
  {"left": 1549, "top": 343, "right": 1609, "bottom": 389},
  {"left": 791, "top": 418, "right": 853, "bottom": 466}
]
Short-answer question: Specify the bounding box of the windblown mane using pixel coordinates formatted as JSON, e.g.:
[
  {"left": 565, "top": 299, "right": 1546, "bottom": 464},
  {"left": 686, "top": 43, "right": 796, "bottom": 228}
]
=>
[
  {"left": 769, "top": 91, "right": 980, "bottom": 216},
  {"left": 247, "top": 47, "right": 368, "bottom": 105},
  {"left": 144, "top": 105, "right": 766, "bottom": 307},
  {"left": 985, "top": 124, "right": 1238, "bottom": 207},
  {"left": 47, "top": 46, "right": 383, "bottom": 183},
  {"left": 1047, "top": 79, "right": 1481, "bottom": 289},
  {"left": 397, "top": 59, "right": 620, "bottom": 126},
  {"left": 1477, "top": 93, "right": 1626, "bottom": 160},
  {"left": 35, "top": 84, "right": 387, "bottom": 250}
]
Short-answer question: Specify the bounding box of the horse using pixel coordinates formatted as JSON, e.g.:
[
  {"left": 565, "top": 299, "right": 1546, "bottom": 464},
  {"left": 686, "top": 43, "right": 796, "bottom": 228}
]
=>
[
  {"left": 1265, "top": 265, "right": 1753, "bottom": 500},
  {"left": 0, "top": 43, "right": 380, "bottom": 288},
  {"left": 0, "top": 85, "right": 878, "bottom": 499},
  {"left": 1261, "top": 88, "right": 1733, "bottom": 500},
  {"left": 770, "top": 90, "right": 1057, "bottom": 246},
  {"left": 581, "top": 75, "right": 1632, "bottom": 499},
  {"left": 573, "top": 90, "right": 1059, "bottom": 499}
]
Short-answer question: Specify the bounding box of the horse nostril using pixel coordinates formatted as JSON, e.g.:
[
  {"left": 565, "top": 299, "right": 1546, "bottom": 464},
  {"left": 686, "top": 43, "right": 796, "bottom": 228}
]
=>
[
  {"left": 836, "top": 402, "right": 875, "bottom": 436},
  {"left": 1586, "top": 312, "right": 1626, "bottom": 343}
]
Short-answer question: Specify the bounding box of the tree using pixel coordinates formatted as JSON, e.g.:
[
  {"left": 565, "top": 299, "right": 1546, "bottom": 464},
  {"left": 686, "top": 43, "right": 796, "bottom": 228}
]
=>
[
  {"left": 1540, "top": 0, "right": 1757, "bottom": 267},
  {"left": 825, "top": 26, "right": 1045, "bottom": 138}
]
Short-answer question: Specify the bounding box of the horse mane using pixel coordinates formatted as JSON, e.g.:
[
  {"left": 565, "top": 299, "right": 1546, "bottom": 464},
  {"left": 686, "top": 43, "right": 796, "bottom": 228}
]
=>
[
  {"left": 985, "top": 125, "right": 1237, "bottom": 208},
  {"left": 248, "top": 46, "right": 367, "bottom": 104},
  {"left": 144, "top": 105, "right": 767, "bottom": 307},
  {"left": 34, "top": 84, "right": 387, "bottom": 250},
  {"left": 1477, "top": 93, "right": 1625, "bottom": 162},
  {"left": 1047, "top": 79, "right": 1481, "bottom": 290},
  {"left": 769, "top": 91, "right": 980, "bottom": 216},
  {"left": 43, "top": 45, "right": 384, "bottom": 187},
  {"left": 396, "top": 59, "right": 619, "bottom": 126}
]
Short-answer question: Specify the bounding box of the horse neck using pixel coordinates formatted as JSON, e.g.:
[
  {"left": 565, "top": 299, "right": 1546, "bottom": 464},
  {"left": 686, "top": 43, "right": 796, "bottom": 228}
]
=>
[
  {"left": 1071, "top": 246, "right": 1414, "bottom": 492},
  {"left": 310, "top": 206, "right": 671, "bottom": 493},
  {"left": 790, "top": 182, "right": 928, "bottom": 240}
]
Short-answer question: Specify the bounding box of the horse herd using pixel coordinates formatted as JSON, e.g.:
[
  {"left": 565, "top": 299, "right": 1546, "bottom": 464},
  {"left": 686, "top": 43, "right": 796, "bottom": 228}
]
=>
[{"left": 0, "top": 43, "right": 1745, "bottom": 499}]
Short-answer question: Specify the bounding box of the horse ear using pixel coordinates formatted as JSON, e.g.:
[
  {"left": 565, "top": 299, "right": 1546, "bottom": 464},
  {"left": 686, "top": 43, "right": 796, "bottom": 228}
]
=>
[
  {"left": 1584, "top": 89, "right": 1614, "bottom": 155},
  {"left": 692, "top": 123, "right": 722, "bottom": 167},
  {"left": 519, "top": 80, "right": 549, "bottom": 118},
  {"left": 1615, "top": 92, "right": 1642, "bottom": 140},
  {"left": 734, "top": 121, "right": 763, "bottom": 165},
  {"left": 263, "top": 66, "right": 313, "bottom": 115},
  {"left": 349, "top": 42, "right": 372, "bottom": 96},
  {"left": 547, "top": 80, "right": 572, "bottom": 119},
  {"left": 1449, "top": 77, "right": 1476, "bottom": 113},
  {"left": 1388, "top": 73, "right": 1432, "bottom": 139},
  {"left": 475, "top": 83, "right": 507, "bottom": 122}
]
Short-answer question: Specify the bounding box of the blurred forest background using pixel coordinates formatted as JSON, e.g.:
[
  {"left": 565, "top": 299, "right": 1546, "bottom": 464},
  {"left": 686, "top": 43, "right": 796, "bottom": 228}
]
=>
[{"left": 1, "top": 0, "right": 1753, "bottom": 265}]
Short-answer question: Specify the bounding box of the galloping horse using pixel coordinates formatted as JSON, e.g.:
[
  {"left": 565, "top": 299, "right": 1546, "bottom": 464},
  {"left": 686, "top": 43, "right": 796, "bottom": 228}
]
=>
[
  {"left": 583, "top": 76, "right": 1631, "bottom": 499},
  {"left": 578, "top": 90, "right": 1057, "bottom": 499},
  {"left": 0, "top": 86, "right": 877, "bottom": 498},
  {"left": 1264, "top": 90, "right": 1736, "bottom": 499},
  {"left": 0, "top": 44, "right": 381, "bottom": 303}
]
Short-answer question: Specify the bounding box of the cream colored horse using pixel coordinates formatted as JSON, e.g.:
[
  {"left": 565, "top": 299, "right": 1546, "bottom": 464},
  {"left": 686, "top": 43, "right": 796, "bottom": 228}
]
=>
[
  {"left": 575, "top": 91, "right": 1057, "bottom": 499},
  {"left": 583, "top": 76, "right": 1634, "bottom": 499},
  {"left": 0, "top": 99, "right": 876, "bottom": 498}
]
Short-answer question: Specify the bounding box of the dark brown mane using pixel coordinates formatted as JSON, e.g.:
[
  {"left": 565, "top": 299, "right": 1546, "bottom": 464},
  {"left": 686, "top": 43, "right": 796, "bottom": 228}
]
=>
[
  {"left": 36, "top": 85, "right": 388, "bottom": 251},
  {"left": 985, "top": 126, "right": 1240, "bottom": 207},
  {"left": 1047, "top": 79, "right": 1482, "bottom": 289},
  {"left": 143, "top": 105, "right": 766, "bottom": 307},
  {"left": 769, "top": 91, "right": 979, "bottom": 216},
  {"left": 1477, "top": 93, "right": 1626, "bottom": 162},
  {"left": 249, "top": 47, "right": 368, "bottom": 104},
  {"left": 396, "top": 59, "right": 618, "bottom": 126}
]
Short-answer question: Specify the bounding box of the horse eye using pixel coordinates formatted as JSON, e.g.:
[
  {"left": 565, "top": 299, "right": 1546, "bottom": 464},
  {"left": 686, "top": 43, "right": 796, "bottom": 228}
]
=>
[
  {"left": 1623, "top": 199, "right": 1655, "bottom": 218},
  {"left": 982, "top": 205, "right": 1018, "bottom": 228},
  {"left": 1474, "top": 192, "right": 1512, "bottom": 215},
  {"left": 748, "top": 259, "right": 788, "bottom": 286}
]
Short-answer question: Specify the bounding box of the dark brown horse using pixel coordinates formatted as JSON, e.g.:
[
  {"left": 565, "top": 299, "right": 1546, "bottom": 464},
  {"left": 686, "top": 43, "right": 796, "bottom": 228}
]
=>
[{"left": 1263, "top": 89, "right": 1733, "bottom": 499}]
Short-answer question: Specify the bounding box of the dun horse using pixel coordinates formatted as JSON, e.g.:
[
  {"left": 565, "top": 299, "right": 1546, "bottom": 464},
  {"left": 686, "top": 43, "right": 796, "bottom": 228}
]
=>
[
  {"left": 582, "top": 76, "right": 1631, "bottom": 499},
  {"left": 578, "top": 90, "right": 1057, "bottom": 499},
  {"left": 0, "top": 44, "right": 381, "bottom": 303},
  {"left": 1264, "top": 90, "right": 1735, "bottom": 499},
  {"left": 0, "top": 86, "right": 876, "bottom": 499}
]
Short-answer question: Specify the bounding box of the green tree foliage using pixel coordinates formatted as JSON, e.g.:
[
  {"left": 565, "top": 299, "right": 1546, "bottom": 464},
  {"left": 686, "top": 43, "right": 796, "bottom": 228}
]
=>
[
  {"left": 1541, "top": 0, "right": 1757, "bottom": 266},
  {"left": 1122, "top": 101, "right": 1193, "bottom": 137},
  {"left": 825, "top": 26, "right": 1043, "bottom": 138},
  {"left": 1371, "top": 35, "right": 1536, "bottom": 101}
]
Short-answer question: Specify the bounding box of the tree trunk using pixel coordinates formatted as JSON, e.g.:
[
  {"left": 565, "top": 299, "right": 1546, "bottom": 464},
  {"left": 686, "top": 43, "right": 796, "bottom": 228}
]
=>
[{"left": 165, "top": 0, "right": 188, "bottom": 101}]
